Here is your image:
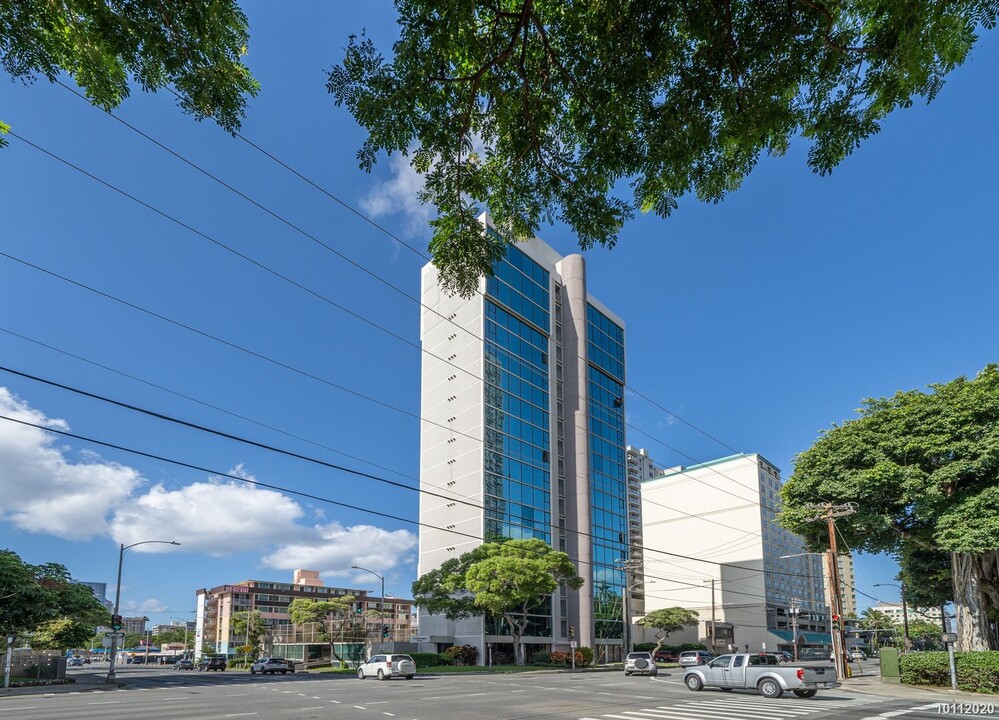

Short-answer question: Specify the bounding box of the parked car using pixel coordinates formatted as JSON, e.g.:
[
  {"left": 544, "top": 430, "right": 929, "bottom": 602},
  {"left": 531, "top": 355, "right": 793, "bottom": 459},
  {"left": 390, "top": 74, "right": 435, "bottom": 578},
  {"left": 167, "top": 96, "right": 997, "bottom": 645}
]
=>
[
  {"left": 251, "top": 657, "right": 294, "bottom": 675},
  {"left": 357, "top": 653, "right": 416, "bottom": 680},
  {"left": 677, "top": 650, "right": 714, "bottom": 667},
  {"left": 624, "top": 652, "right": 658, "bottom": 676},
  {"left": 197, "top": 656, "right": 228, "bottom": 671},
  {"left": 798, "top": 647, "right": 831, "bottom": 662},
  {"left": 850, "top": 649, "right": 868, "bottom": 661},
  {"left": 68, "top": 656, "right": 84, "bottom": 667},
  {"left": 174, "top": 659, "right": 195, "bottom": 670},
  {"left": 684, "top": 652, "right": 840, "bottom": 698},
  {"left": 653, "top": 650, "right": 677, "bottom": 663},
  {"left": 776, "top": 651, "right": 794, "bottom": 663}
]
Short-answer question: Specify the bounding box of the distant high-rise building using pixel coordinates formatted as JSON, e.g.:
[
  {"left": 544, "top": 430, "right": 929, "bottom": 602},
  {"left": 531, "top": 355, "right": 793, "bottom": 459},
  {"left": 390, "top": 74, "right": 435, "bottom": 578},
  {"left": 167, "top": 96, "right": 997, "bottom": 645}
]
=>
[
  {"left": 640, "top": 454, "right": 828, "bottom": 653},
  {"left": 77, "top": 580, "right": 114, "bottom": 612},
  {"left": 121, "top": 616, "right": 148, "bottom": 635},
  {"left": 825, "top": 552, "right": 857, "bottom": 618},
  {"left": 418, "top": 215, "right": 629, "bottom": 662},
  {"left": 625, "top": 447, "right": 661, "bottom": 614}
]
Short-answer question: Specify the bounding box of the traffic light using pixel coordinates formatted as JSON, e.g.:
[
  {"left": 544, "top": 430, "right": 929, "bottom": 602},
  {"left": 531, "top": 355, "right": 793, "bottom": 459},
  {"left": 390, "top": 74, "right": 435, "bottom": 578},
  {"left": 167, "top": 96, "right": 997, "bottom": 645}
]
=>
[
  {"left": 568, "top": 625, "right": 575, "bottom": 640},
  {"left": 355, "top": 602, "right": 363, "bottom": 615},
  {"left": 382, "top": 625, "right": 390, "bottom": 639},
  {"left": 832, "top": 614, "right": 841, "bottom": 630},
  {"left": 111, "top": 615, "right": 123, "bottom": 631}
]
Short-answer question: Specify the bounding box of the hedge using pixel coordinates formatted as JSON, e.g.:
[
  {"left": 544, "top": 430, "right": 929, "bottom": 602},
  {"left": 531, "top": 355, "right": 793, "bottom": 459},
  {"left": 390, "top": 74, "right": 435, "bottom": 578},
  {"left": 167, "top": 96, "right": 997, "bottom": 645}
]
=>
[
  {"left": 900, "top": 651, "right": 999, "bottom": 694},
  {"left": 408, "top": 652, "right": 453, "bottom": 668}
]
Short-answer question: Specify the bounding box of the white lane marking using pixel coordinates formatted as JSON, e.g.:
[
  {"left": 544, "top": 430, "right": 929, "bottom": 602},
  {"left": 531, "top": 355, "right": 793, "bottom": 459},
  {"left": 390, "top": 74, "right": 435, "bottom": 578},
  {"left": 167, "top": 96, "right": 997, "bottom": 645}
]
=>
[
  {"left": 330, "top": 700, "right": 341, "bottom": 703},
  {"left": 87, "top": 701, "right": 120, "bottom": 705},
  {"left": 691, "top": 700, "right": 819, "bottom": 716},
  {"left": 225, "top": 714, "right": 258, "bottom": 718},
  {"left": 299, "top": 708, "right": 324, "bottom": 711},
  {"left": 421, "top": 696, "right": 440, "bottom": 700},
  {"left": 466, "top": 693, "right": 488, "bottom": 697},
  {"left": 384, "top": 714, "right": 396, "bottom": 717},
  {"left": 312, "top": 696, "right": 321, "bottom": 699},
  {"left": 510, "top": 690, "right": 526, "bottom": 693},
  {"left": 858, "top": 705, "right": 941, "bottom": 720},
  {"left": 0, "top": 707, "right": 38, "bottom": 712},
  {"left": 226, "top": 693, "right": 250, "bottom": 696}
]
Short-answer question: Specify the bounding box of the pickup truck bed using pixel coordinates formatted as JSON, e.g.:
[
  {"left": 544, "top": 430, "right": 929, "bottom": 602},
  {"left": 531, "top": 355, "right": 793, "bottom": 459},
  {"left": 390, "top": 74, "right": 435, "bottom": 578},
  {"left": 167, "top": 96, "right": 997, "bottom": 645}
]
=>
[{"left": 683, "top": 653, "right": 839, "bottom": 698}]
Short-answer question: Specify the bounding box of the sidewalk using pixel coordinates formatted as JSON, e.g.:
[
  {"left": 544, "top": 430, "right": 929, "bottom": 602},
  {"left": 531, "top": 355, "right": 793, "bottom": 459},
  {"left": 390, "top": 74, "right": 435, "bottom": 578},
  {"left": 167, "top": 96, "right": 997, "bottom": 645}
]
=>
[
  {"left": 0, "top": 671, "right": 122, "bottom": 699},
  {"left": 839, "top": 667, "right": 997, "bottom": 703}
]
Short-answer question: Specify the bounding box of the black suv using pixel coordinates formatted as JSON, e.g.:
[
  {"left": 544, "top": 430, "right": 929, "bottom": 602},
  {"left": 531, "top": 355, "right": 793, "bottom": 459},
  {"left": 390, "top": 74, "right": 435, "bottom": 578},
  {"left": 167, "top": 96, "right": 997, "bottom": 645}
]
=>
[{"left": 197, "top": 656, "right": 228, "bottom": 671}]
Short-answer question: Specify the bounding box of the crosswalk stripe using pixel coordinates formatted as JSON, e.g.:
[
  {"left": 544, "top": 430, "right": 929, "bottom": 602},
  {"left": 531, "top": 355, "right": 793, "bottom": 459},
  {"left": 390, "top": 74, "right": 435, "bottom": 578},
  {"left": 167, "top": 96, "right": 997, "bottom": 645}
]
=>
[
  {"left": 692, "top": 700, "right": 821, "bottom": 715},
  {"left": 675, "top": 703, "right": 810, "bottom": 718},
  {"left": 658, "top": 707, "right": 786, "bottom": 720}
]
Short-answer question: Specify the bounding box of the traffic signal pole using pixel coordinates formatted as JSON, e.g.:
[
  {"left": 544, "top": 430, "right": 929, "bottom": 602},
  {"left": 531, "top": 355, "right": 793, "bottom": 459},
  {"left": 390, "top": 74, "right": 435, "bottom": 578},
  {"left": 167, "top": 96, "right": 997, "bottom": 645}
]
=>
[{"left": 107, "top": 543, "right": 125, "bottom": 684}]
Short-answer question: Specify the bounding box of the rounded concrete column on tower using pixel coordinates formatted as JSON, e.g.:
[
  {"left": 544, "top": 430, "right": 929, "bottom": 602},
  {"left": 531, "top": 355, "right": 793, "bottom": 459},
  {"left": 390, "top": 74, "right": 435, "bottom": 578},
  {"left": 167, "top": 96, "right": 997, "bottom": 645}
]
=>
[{"left": 559, "top": 254, "right": 593, "bottom": 650}]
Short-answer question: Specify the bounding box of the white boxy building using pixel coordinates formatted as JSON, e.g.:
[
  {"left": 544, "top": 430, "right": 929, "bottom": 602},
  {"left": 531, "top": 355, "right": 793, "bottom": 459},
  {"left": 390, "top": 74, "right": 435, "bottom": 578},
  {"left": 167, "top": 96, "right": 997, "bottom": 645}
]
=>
[{"left": 638, "top": 454, "right": 834, "bottom": 653}]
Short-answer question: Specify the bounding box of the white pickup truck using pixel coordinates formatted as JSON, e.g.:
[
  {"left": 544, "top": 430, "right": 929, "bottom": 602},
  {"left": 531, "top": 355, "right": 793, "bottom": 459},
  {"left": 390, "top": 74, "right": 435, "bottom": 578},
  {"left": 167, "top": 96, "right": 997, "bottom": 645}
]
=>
[{"left": 683, "top": 652, "right": 839, "bottom": 698}]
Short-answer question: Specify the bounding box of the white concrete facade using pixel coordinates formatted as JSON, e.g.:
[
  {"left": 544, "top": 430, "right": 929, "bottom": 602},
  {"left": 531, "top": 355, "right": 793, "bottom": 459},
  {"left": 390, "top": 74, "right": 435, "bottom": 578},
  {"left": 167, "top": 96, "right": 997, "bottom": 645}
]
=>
[{"left": 638, "top": 454, "right": 829, "bottom": 652}]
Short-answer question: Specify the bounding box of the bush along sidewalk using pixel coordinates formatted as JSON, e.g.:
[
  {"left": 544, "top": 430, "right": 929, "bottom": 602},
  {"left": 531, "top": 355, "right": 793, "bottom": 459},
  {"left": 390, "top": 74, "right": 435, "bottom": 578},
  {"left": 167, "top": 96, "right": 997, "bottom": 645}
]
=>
[{"left": 900, "top": 651, "right": 999, "bottom": 694}]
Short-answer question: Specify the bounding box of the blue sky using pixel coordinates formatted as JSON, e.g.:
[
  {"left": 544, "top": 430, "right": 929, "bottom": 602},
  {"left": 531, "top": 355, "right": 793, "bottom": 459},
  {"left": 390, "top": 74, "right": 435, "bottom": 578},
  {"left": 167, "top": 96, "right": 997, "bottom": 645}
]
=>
[{"left": 1, "top": 2, "right": 997, "bottom": 628}]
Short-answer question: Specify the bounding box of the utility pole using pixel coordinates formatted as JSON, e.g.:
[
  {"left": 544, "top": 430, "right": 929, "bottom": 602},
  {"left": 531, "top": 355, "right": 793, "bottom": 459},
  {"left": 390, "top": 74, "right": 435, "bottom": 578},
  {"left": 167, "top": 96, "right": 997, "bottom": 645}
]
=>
[
  {"left": 709, "top": 579, "right": 717, "bottom": 654},
  {"left": 789, "top": 597, "right": 801, "bottom": 661},
  {"left": 805, "top": 502, "right": 857, "bottom": 680}
]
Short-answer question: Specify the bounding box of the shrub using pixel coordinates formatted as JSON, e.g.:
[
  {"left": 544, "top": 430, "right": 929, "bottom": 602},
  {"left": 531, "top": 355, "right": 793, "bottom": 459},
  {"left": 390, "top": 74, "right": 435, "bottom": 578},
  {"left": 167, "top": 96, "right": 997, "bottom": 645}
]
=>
[
  {"left": 408, "top": 652, "right": 453, "bottom": 668},
  {"left": 677, "top": 643, "right": 708, "bottom": 652},
  {"left": 532, "top": 652, "right": 553, "bottom": 666},
  {"left": 900, "top": 651, "right": 999, "bottom": 694},
  {"left": 444, "top": 644, "right": 479, "bottom": 665},
  {"left": 575, "top": 646, "right": 593, "bottom": 666},
  {"left": 633, "top": 643, "right": 657, "bottom": 652}
]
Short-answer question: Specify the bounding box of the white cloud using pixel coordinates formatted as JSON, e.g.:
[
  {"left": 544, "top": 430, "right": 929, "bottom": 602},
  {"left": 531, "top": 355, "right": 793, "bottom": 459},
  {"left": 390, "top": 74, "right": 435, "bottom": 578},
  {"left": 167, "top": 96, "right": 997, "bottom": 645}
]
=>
[
  {"left": 124, "top": 598, "right": 167, "bottom": 614},
  {"left": 0, "top": 388, "right": 418, "bottom": 584},
  {"left": 0, "top": 387, "right": 142, "bottom": 538},
  {"left": 261, "top": 522, "right": 417, "bottom": 581},
  {"left": 361, "top": 152, "right": 435, "bottom": 238},
  {"left": 108, "top": 474, "right": 312, "bottom": 555}
]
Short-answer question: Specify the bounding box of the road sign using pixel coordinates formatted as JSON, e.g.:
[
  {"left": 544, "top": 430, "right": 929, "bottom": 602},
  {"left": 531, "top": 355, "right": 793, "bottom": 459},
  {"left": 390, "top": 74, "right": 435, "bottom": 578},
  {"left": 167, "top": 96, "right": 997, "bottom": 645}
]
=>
[
  {"left": 942, "top": 632, "right": 958, "bottom": 643},
  {"left": 570, "top": 640, "right": 578, "bottom": 648},
  {"left": 104, "top": 632, "right": 124, "bottom": 639},
  {"left": 101, "top": 638, "right": 113, "bottom": 648}
]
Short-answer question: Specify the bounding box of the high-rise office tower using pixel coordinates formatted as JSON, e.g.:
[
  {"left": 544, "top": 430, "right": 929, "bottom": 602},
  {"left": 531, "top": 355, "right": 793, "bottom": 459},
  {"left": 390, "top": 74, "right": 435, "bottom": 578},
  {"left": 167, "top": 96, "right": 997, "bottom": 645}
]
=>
[
  {"left": 418, "top": 215, "right": 628, "bottom": 661},
  {"left": 625, "top": 446, "right": 662, "bottom": 615}
]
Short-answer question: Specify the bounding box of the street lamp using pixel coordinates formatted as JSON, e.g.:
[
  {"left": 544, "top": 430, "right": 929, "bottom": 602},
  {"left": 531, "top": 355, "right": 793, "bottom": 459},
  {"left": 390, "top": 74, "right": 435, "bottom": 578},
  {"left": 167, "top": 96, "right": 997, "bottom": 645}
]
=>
[
  {"left": 352, "top": 565, "right": 385, "bottom": 642},
  {"left": 106, "top": 540, "right": 180, "bottom": 684},
  {"left": 874, "top": 582, "right": 911, "bottom": 651}
]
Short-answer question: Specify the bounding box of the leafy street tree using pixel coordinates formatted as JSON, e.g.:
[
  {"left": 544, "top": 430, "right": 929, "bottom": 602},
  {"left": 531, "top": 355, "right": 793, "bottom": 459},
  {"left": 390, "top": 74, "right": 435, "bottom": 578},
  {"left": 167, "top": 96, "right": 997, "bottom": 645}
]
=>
[
  {"left": 779, "top": 365, "right": 999, "bottom": 651},
  {"left": 637, "top": 607, "right": 700, "bottom": 655},
  {"left": 330, "top": 1, "right": 999, "bottom": 297},
  {"left": 30, "top": 618, "right": 97, "bottom": 650},
  {"left": 859, "top": 608, "right": 897, "bottom": 651},
  {"left": 0, "top": 0, "right": 259, "bottom": 150},
  {"left": 908, "top": 619, "right": 947, "bottom": 651},
  {"left": 229, "top": 610, "right": 266, "bottom": 657},
  {"left": 288, "top": 595, "right": 356, "bottom": 665},
  {"left": 412, "top": 538, "right": 583, "bottom": 665},
  {"left": 0, "top": 550, "right": 109, "bottom": 642},
  {"left": 898, "top": 545, "right": 953, "bottom": 616}
]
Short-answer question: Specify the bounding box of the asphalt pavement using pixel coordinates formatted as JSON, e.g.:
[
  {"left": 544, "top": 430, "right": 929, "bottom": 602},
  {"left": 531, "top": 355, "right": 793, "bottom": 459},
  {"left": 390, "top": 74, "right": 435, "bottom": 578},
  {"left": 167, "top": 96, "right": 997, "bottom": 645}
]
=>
[{"left": 1, "top": 662, "right": 995, "bottom": 720}]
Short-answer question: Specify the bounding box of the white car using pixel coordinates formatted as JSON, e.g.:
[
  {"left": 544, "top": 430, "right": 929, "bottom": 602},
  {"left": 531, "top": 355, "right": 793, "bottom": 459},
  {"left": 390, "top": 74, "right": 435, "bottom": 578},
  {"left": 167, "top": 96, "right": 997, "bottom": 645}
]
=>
[
  {"left": 250, "top": 657, "right": 294, "bottom": 675},
  {"left": 357, "top": 653, "right": 416, "bottom": 680},
  {"left": 850, "top": 649, "right": 868, "bottom": 661},
  {"left": 624, "top": 652, "right": 658, "bottom": 676}
]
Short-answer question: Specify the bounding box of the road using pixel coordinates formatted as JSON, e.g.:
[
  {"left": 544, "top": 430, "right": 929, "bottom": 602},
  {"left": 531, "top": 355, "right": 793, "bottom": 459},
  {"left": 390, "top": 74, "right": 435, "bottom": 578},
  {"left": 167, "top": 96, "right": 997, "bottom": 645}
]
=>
[{"left": 0, "top": 663, "right": 989, "bottom": 720}]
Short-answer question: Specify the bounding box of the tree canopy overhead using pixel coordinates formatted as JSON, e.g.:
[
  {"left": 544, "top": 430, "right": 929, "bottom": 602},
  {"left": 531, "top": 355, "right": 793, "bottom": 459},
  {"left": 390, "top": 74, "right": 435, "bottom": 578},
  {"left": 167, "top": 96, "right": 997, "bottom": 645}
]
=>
[
  {"left": 0, "top": 0, "right": 259, "bottom": 149},
  {"left": 779, "top": 365, "right": 999, "bottom": 650},
  {"left": 330, "top": 0, "right": 998, "bottom": 296}
]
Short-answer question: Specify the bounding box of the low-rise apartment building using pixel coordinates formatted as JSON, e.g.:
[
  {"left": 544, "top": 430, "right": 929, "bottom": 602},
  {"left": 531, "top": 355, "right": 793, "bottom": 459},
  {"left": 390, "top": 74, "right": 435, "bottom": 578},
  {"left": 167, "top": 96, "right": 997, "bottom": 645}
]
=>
[{"left": 194, "top": 569, "right": 414, "bottom": 664}]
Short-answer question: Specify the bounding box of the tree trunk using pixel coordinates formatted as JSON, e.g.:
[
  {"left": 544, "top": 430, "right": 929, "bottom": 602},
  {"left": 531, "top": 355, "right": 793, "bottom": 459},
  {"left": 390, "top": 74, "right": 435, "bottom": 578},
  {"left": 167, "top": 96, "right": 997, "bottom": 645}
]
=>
[
  {"left": 951, "top": 551, "right": 999, "bottom": 651},
  {"left": 504, "top": 614, "right": 528, "bottom": 665}
]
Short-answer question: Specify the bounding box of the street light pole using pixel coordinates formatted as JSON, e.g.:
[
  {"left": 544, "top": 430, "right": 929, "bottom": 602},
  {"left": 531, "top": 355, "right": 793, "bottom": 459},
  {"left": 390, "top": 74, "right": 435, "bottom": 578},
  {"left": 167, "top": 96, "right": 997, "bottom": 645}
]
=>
[
  {"left": 170, "top": 617, "right": 192, "bottom": 659},
  {"left": 352, "top": 566, "right": 385, "bottom": 644},
  {"left": 106, "top": 540, "right": 180, "bottom": 684},
  {"left": 874, "top": 582, "right": 911, "bottom": 651}
]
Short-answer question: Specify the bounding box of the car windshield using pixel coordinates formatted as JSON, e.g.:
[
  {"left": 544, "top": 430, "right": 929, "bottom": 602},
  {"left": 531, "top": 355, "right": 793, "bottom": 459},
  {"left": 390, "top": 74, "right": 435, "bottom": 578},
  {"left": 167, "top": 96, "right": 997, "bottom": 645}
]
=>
[
  {"left": 393, "top": 655, "right": 414, "bottom": 662},
  {"left": 628, "top": 653, "right": 650, "bottom": 659}
]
